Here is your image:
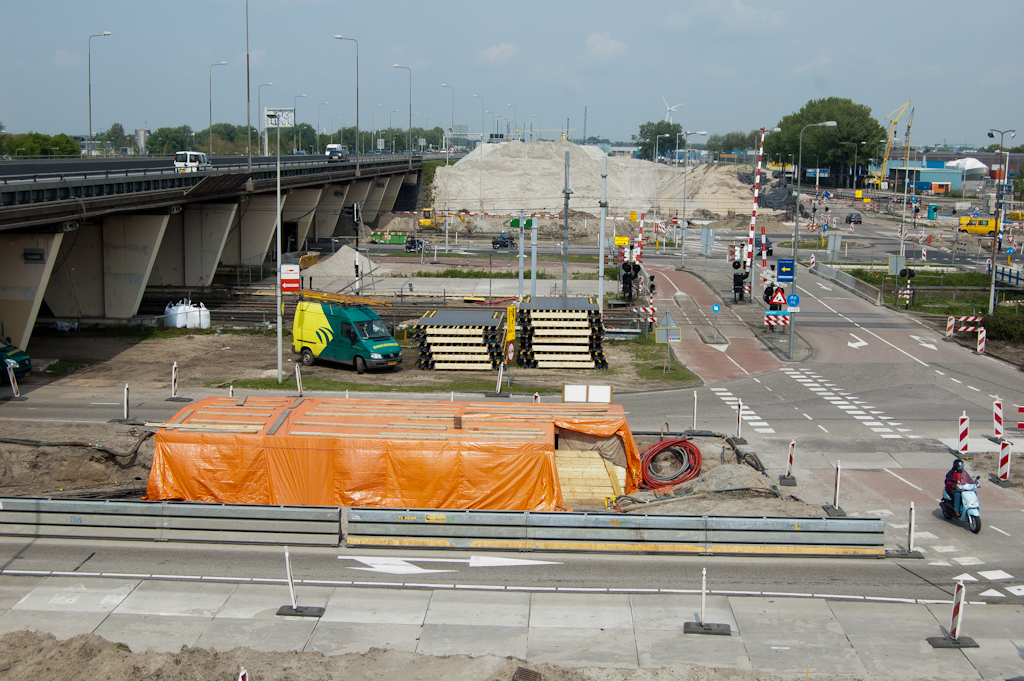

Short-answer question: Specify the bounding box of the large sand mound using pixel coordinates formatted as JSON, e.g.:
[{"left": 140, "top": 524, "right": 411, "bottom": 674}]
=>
[{"left": 433, "top": 139, "right": 779, "bottom": 219}]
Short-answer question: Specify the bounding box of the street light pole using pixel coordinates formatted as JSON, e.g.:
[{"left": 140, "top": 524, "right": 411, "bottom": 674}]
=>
[
  {"left": 474, "top": 94, "right": 484, "bottom": 212},
  {"left": 87, "top": 31, "right": 111, "bottom": 157},
  {"left": 507, "top": 103, "right": 517, "bottom": 140},
  {"left": 334, "top": 36, "right": 360, "bottom": 174},
  {"left": 654, "top": 133, "right": 669, "bottom": 242},
  {"left": 258, "top": 82, "right": 272, "bottom": 156},
  {"left": 293, "top": 94, "right": 307, "bottom": 153},
  {"left": 393, "top": 64, "right": 412, "bottom": 162},
  {"left": 208, "top": 61, "right": 227, "bottom": 156},
  {"left": 987, "top": 128, "right": 1016, "bottom": 314},
  {"left": 316, "top": 102, "right": 329, "bottom": 154},
  {"left": 442, "top": 83, "right": 455, "bottom": 254},
  {"left": 679, "top": 130, "right": 707, "bottom": 268},
  {"left": 388, "top": 110, "right": 399, "bottom": 153}
]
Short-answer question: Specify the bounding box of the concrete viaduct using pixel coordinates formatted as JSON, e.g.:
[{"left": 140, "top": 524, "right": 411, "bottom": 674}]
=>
[{"left": 0, "top": 155, "right": 421, "bottom": 349}]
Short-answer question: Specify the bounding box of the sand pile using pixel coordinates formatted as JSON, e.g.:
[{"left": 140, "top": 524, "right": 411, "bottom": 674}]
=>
[
  {"left": 433, "top": 140, "right": 777, "bottom": 219},
  {"left": 301, "top": 245, "right": 373, "bottom": 279}
]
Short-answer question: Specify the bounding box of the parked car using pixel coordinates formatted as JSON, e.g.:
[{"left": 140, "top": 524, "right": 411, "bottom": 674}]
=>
[
  {"left": 1, "top": 338, "right": 31, "bottom": 384},
  {"left": 845, "top": 212, "right": 862, "bottom": 224},
  {"left": 492, "top": 233, "right": 517, "bottom": 249}
]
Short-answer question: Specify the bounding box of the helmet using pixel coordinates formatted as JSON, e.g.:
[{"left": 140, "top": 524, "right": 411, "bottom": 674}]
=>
[{"left": 953, "top": 459, "right": 965, "bottom": 473}]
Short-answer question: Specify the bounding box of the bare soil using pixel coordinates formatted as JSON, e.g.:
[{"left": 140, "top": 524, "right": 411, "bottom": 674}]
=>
[{"left": 0, "top": 628, "right": 948, "bottom": 681}]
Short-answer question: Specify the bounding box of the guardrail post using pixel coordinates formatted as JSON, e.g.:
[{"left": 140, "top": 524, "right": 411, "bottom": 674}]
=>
[{"left": 276, "top": 546, "right": 325, "bottom": 618}]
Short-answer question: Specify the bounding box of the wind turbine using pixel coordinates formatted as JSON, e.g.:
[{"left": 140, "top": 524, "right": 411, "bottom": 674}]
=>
[{"left": 662, "top": 94, "right": 684, "bottom": 123}]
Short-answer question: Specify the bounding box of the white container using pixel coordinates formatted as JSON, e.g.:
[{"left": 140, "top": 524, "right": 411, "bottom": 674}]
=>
[
  {"left": 163, "top": 303, "right": 176, "bottom": 328},
  {"left": 185, "top": 302, "right": 200, "bottom": 329},
  {"left": 172, "top": 301, "right": 187, "bottom": 328},
  {"left": 198, "top": 303, "right": 211, "bottom": 330}
]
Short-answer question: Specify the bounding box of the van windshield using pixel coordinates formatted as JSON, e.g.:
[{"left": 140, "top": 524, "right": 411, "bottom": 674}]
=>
[
  {"left": 355, "top": 319, "right": 391, "bottom": 340},
  {"left": 174, "top": 152, "right": 189, "bottom": 163}
]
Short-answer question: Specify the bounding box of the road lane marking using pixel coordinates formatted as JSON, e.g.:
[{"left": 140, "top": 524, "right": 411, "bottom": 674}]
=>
[
  {"left": 884, "top": 469, "right": 923, "bottom": 490},
  {"left": 988, "top": 527, "right": 1011, "bottom": 537}
]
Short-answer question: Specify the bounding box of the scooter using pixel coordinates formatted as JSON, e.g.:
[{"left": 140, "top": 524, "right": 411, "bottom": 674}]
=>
[{"left": 940, "top": 480, "right": 982, "bottom": 534}]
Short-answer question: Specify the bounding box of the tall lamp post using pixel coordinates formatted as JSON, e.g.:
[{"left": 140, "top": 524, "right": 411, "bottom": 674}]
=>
[
  {"left": 388, "top": 110, "right": 399, "bottom": 153},
  {"left": 331, "top": 116, "right": 343, "bottom": 144},
  {"left": 474, "top": 94, "right": 485, "bottom": 212},
  {"left": 334, "top": 36, "right": 359, "bottom": 174},
  {"left": 393, "top": 64, "right": 412, "bottom": 162},
  {"left": 507, "top": 104, "right": 517, "bottom": 140},
  {"left": 371, "top": 104, "right": 382, "bottom": 151},
  {"left": 316, "top": 102, "right": 329, "bottom": 154},
  {"left": 653, "top": 133, "right": 670, "bottom": 242},
  {"left": 842, "top": 141, "right": 865, "bottom": 190},
  {"left": 87, "top": 31, "right": 111, "bottom": 157},
  {"left": 293, "top": 94, "right": 307, "bottom": 153},
  {"left": 258, "top": 82, "right": 272, "bottom": 156},
  {"left": 678, "top": 130, "right": 707, "bottom": 267},
  {"left": 987, "top": 128, "right": 1016, "bottom": 314},
  {"left": 208, "top": 61, "right": 227, "bottom": 156}
]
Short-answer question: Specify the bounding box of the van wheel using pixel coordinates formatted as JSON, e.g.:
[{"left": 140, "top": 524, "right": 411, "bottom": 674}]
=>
[
  {"left": 300, "top": 348, "right": 315, "bottom": 366},
  {"left": 988, "top": 231, "right": 995, "bottom": 237},
  {"left": 959, "top": 228, "right": 967, "bottom": 233},
  {"left": 355, "top": 356, "right": 366, "bottom": 374}
]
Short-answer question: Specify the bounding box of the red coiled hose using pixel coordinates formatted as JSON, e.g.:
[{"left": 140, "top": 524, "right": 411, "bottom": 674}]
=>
[{"left": 639, "top": 438, "right": 702, "bottom": 490}]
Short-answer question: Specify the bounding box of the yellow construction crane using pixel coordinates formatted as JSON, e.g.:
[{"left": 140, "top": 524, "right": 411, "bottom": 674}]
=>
[
  {"left": 898, "top": 107, "right": 915, "bottom": 191},
  {"left": 868, "top": 100, "right": 911, "bottom": 189}
]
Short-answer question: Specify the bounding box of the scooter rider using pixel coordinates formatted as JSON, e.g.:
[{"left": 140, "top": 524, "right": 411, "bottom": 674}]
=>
[{"left": 945, "top": 458, "right": 971, "bottom": 511}]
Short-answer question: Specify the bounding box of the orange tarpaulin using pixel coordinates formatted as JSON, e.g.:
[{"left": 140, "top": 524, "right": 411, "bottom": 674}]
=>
[{"left": 146, "top": 397, "right": 640, "bottom": 511}]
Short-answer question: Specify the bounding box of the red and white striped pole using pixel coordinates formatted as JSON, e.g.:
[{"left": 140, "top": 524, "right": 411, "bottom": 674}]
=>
[
  {"left": 946, "top": 316, "right": 955, "bottom": 339},
  {"left": 958, "top": 411, "right": 969, "bottom": 454},
  {"left": 949, "top": 580, "right": 966, "bottom": 641},
  {"left": 786, "top": 440, "right": 795, "bottom": 478},
  {"left": 833, "top": 459, "right": 842, "bottom": 510},
  {"left": 809, "top": 253, "right": 816, "bottom": 268},
  {"left": 746, "top": 126, "right": 766, "bottom": 272},
  {"left": 5, "top": 365, "right": 21, "bottom": 399},
  {"left": 170, "top": 361, "right": 179, "bottom": 399},
  {"left": 998, "top": 441, "right": 1011, "bottom": 481},
  {"left": 993, "top": 397, "right": 1003, "bottom": 439},
  {"left": 976, "top": 328, "right": 986, "bottom": 354}
]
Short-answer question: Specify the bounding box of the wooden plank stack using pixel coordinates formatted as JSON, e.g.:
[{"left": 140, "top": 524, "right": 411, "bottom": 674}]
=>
[
  {"left": 555, "top": 449, "right": 625, "bottom": 506},
  {"left": 516, "top": 297, "right": 607, "bottom": 369},
  {"left": 413, "top": 310, "right": 505, "bottom": 370}
]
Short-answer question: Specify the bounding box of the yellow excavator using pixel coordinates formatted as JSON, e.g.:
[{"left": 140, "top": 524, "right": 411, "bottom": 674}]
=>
[
  {"left": 867, "top": 100, "right": 911, "bottom": 189},
  {"left": 418, "top": 208, "right": 467, "bottom": 229}
]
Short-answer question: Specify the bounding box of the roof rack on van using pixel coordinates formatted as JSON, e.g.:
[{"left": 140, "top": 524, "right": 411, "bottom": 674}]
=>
[{"left": 300, "top": 289, "right": 393, "bottom": 307}]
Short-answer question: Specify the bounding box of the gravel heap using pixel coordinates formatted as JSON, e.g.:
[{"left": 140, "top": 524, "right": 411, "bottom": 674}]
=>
[{"left": 301, "top": 245, "right": 373, "bottom": 279}]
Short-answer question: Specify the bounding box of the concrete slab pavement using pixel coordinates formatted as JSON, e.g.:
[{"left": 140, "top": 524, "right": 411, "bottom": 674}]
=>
[{"left": 0, "top": 574, "right": 1020, "bottom": 677}]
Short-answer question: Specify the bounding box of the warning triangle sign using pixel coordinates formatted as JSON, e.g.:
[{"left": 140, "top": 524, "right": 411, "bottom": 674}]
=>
[{"left": 769, "top": 288, "right": 787, "bottom": 306}]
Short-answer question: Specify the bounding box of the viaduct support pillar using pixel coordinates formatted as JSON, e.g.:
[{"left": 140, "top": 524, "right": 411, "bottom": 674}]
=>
[{"left": 0, "top": 232, "right": 65, "bottom": 349}]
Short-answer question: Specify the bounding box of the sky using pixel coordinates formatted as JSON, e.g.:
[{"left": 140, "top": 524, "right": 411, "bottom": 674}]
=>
[{"left": 3, "top": 0, "right": 1022, "bottom": 149}]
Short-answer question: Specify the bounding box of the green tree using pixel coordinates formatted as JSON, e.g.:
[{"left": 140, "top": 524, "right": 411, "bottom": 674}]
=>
[
  {"left": 632, "top": 120, "right": 682, "bottom": 160},
  {"left": 103, "top": 122, "right": 132, "bottom": 153},
  {"left": 763, "top": 97, "right": 886, "bottom": 179},
  {"left": 706, "top": 130, "right": 760, "bottom": 158},
  {"left": 147, "top": 125, "right": 194, "bottom": 155}
]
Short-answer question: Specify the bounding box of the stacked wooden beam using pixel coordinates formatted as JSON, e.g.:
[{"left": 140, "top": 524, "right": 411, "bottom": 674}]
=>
[
  {"left": 555, "top": 449, "right": 625, "bottom": 507},
  {"left": 412, "top": 310, "right": 505, "bottom": 370},
  {"left": 516, "top": 297, "right": 607, "bottom": 369}
]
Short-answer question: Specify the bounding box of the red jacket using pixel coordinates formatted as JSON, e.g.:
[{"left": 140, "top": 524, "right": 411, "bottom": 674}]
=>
[{"left": 945, "top": 469, "right": 970, "bottom": 493}]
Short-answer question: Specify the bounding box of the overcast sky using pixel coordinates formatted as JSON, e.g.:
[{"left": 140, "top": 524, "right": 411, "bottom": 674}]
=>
[{"left": 3, "top": 0, "right": 1022, "bottom": 148}]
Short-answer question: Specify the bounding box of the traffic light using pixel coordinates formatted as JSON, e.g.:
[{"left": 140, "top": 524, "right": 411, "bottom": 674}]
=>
[
  {"left": 649, "top": 274, "right": 656, "bottom": 295},
  {"left": 824, "top": 206, "right": 829, "bottom": 213}
]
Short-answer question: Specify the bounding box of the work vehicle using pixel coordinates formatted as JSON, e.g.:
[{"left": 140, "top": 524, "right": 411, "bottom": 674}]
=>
[
  {"left": 1, "top": 338, "right": 31, "bottom": 384},
  {"left": 959, "top": 217, "right": 997, "bottom": 236},
  {"left": 941, "top": 478, "right": 982, "bottom": 534},
  {"left": 173, "top": 151, "right": 212, "bottom": 172},
  {"left": 292, "top": 293, "right": 402, "bottom": 374},
  {"left": 845, "top": 212, "right": 862, "bottom": 224},
  {"left": 325, "top": 143, "right": 348, "bottom": 161},
  {"left": 418, "top": 208, "right": 467, "bottom": 230},
  {"left": 492, "top": 233, "right": 518, "bottom": 249},
  {"left": 405, "top": 237, "right": 426, "bottom": 252}
]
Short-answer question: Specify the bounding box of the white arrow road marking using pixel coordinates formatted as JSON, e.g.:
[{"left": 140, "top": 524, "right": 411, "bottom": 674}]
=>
[
  {"left": 909, "top": 335, "right": 937, "bottom": 350},
  {"left": 816, "top": 282, "right": 832, "bottom": 291},
  {"left": 847, "top": 334, "right": 868, "bottom": 349},
  {"left": 339, "top": 555, "right": 562, "bottom": 575}
]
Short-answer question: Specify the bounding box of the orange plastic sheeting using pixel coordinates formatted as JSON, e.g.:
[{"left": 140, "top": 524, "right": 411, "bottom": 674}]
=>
[{"left": 147, "top": 396, "right": 580, "bottom": 510}]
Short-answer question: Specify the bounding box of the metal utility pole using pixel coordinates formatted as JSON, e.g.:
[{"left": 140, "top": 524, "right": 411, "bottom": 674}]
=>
[
  {"left": 562, "top": 152, "right": 572, "bottom": 299},
  {"left": 598, "top": 156, "right": 608, "bottom": 311},
  {"left": 245, "top": 0, "right": 252, "bottom": 171},
  {"left": 518, "top": 208, "right": 525, "bottom": 300},
  {"left": 87, "top": 31, "right": 111, "bottom": 157},
  {"left": 988, "top": 128, "right": 1016, "bottom": 314}
]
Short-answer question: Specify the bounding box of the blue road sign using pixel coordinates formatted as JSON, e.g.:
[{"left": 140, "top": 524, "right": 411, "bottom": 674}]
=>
[
  {"left": 1008, "top": 247, "right": 1016, "bottom": 255},
  {"left": 787, "top": 293, "right": 800, "bottom": 307},
  {"left": 712, "top": 304, "right": 721, "bottom": 313},
  {"left": 777, "top": 258, "right": 795, "bottom": 282}
]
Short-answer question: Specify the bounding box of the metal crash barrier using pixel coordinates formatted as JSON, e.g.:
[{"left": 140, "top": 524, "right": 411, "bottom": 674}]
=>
[
  {"left": 345, "top": 508, "right": 886, "bottom": 557},
  {"left": 0, "top": 498, "right": 340, "bottom": 546}
]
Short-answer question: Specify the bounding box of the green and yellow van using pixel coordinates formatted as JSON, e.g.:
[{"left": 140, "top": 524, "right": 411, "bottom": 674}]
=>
[{"left": 292, "top": 300, "right": 402, "bottom": 374}]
